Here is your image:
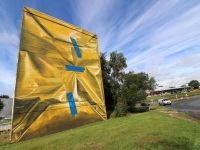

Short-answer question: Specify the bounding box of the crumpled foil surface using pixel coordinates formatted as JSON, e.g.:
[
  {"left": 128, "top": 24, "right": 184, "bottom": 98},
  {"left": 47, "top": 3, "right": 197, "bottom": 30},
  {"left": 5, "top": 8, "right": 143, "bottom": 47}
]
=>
[{"left": 11, "top": 6, "right": 107, "bottom": 143}]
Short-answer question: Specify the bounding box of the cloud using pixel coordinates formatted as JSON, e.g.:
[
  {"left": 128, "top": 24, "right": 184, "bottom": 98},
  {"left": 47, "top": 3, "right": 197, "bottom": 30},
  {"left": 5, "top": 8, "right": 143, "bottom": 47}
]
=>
[
  {"left": 0, "top": 5, "right": 19, "bottom": 97},
  {"left": 1, "top": 0, "right": 200, "bottom": 96},
  {"left": 34, "top": 0, "right": 200, "bottom": 88}
]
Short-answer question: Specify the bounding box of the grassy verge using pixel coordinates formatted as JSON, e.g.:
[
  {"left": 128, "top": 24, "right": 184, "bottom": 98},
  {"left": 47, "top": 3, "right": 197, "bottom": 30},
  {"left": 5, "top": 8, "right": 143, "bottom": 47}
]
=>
[
  {"left": 0, "top": 119, "right": 11, "bottom": 124},
  {"left": 189, "top": 110, "right": 200, "bottom": 115},
  {"left": 0, "top": 107, "right": 200, "bottom": 150}
]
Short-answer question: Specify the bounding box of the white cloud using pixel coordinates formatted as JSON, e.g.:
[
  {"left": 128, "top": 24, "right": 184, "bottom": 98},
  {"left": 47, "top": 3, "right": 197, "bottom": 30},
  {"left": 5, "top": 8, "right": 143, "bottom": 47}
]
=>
[
  {"left": 1, "top": 0, "right": 200, "bottom": 96},
  {"left": 0, "top": 5, "right": 19, "bottom": 97}
]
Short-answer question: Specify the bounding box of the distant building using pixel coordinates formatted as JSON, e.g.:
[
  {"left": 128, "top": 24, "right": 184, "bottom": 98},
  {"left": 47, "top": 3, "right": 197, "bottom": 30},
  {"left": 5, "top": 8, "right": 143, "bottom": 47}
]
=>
[
  {"left": 0, "top": 98, "right": 13, "bottom": 118},
  {"left": 148, "top": 86, "right": 193, "bottom": 96}
]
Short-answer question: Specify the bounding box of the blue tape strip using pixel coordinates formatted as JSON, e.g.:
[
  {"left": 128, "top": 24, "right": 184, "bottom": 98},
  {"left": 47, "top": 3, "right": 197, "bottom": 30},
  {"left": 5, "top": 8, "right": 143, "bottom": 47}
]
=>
[
  {"left": 70, "top": 37, "right": 82, "bottom": 58},
  {"left": 66, "top": 65, "right": 85, "bottom": 72},
  {"left": 67, "top": 93, "right": 78, "bottom": 117}
]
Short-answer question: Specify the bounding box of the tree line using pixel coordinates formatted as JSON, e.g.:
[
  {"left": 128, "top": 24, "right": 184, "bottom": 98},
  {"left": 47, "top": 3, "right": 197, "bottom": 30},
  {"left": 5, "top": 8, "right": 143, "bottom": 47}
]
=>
[
  {"left": 0, "top": 95, "right": 9, "bottom": 98},
  {"left": 100, "top": 51, "right": 156, "bottom": 117}
]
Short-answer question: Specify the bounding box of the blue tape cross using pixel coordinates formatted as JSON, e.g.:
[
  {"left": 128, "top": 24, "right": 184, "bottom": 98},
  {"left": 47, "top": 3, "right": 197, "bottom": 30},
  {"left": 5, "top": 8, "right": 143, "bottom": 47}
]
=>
[
  {"left": 70, "top": 37, "right": 82, "bottom": 58},
  {"left": 67, "top": 93, "right": 78, "bottom": 117},
  {"left": 66, "top": 65, "right": 85, "bottom": 72},
  {"left": 65, "top": 37, "right": 85, "bottom": 117}
]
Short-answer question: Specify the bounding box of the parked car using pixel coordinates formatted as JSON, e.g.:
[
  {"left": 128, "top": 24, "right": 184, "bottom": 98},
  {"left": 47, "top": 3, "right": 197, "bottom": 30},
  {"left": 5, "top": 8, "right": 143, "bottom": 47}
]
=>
[
  {"left": 140, "top": 102, "right": 150, "bottom": 106},
  {"left": 158, "top": 99, "right": 172, "bottom": 106}
]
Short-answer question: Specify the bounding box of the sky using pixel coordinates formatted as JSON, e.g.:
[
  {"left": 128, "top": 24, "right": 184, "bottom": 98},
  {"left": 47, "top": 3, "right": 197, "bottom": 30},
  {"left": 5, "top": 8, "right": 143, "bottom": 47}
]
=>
[{"left": 0, "top": 0, "right": 200, "bottom": 97}]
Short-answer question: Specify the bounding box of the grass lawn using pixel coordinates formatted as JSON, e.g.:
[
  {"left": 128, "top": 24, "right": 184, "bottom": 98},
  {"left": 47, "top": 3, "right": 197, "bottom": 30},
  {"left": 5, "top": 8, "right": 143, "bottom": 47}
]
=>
[{"left": 0, "top": 107, "right": 200, "bottom": 150}]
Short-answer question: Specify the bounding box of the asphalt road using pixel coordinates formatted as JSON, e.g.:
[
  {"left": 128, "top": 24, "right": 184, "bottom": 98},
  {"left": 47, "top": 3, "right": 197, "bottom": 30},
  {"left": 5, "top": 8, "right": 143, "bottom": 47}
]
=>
[{"left": 165, "top": 96, "right": 200, "bottom": 120}]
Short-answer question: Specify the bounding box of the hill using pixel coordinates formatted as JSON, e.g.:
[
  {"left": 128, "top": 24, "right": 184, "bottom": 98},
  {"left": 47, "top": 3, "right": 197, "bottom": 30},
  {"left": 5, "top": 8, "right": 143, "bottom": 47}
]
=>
[{"left": 0, "top": 107, "right": 200, "bottom": 150}]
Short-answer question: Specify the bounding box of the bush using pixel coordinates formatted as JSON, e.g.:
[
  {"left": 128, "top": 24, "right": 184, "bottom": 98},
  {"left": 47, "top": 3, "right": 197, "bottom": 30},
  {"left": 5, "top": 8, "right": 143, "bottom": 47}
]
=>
[
  {"left": 129, "top": 106, "right": 149, "bottom": 113},
  {"left": 114, "top": 97, "right": 128, "bottom": 117}
]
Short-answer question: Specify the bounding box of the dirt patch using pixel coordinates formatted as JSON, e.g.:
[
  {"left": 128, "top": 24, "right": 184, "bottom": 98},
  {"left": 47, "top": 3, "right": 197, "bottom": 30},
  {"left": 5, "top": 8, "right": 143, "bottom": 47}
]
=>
[
  {"left": 158, "top": 108, "right": 200, "bottom": 124},
  {"left": 187, "top": 111, "right": 200, "bottom": 120}
]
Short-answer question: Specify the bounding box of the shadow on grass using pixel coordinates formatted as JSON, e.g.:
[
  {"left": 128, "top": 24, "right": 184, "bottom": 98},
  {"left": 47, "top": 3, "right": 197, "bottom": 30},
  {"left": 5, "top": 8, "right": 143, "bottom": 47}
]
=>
[{"left": 129, "top": 107, "right": 150, "bottom": 113}]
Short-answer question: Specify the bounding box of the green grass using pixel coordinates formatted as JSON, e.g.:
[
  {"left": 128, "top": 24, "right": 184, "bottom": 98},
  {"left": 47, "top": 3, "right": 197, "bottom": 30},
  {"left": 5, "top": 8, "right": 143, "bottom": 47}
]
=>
[
  {"left": 0, "top": 119, "right": 11, "bottom": 125},
  {"left": 0, "top": 107, "right": 200, "bottom": 150}
]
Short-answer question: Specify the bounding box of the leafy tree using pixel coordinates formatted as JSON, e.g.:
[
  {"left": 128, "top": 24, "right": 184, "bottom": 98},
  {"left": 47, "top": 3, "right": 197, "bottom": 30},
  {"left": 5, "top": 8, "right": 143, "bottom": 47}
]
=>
[
  {"left": 109, "top": 51, "right": 127, "bottom": 82},
  {"left": 114, "top": 96, "right": 128, "bottom": 117},
  {"left": 108, "top": 51, "right": 127, "bottom": 106},
  {"left": 100, "top": 51, "right": 157, "bottom": 117},
  {"left": 189, "top": 80, "right": 200, "bottom": 89},
  {"left": 121, "top": 72, "right": 156, "bottom": 110},
  {"left": 0, "top": 99, "right": 4, "bottom": 111},
  {"left": 100, "top": 53, "right": 114, "bottom": 110}
]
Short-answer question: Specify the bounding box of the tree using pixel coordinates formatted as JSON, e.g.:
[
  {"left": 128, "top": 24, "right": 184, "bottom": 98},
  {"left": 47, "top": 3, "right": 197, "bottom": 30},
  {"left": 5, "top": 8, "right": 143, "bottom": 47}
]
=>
[
  {"left": 109, "top": 51, "right": 127, "bottom": 82},
  {"left": 0, "top": 95, "right": 9, "bottom": 98},
  {"left": 108, "top": 51, "right": 127, "bottom": 106},
  {"left": 0, "top": 99, "right": 4, "bottom": 112},
  {"left": 189, "top": 80, "right": 200, "bottom": 89},
  {"left": 100, "top": 53, "right": 114, "bottom": 110},
  {"left": 121, "top": 72, "right": 156, "bottom": 110}
]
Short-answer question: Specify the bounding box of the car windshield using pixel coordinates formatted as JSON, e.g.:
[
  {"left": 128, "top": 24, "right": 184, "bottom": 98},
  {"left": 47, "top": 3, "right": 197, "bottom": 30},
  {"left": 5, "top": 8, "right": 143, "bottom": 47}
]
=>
[{"left": 163, "top": 99, "right": 168, "bottom": 101}]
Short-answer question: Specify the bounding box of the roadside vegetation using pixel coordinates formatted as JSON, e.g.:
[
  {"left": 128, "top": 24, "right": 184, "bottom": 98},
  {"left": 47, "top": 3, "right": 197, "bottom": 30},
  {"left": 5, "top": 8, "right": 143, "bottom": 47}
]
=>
[
  {"left": 101, "top": 51, "right": 156, "bottom": 117},
  {"left": 0, "top": 119, "right": 11, "bottom": 125},
  {"left": 1, "top": 51, "right": 199, "bottom": 149},
  {"left": 101, "top": 51, "right": 200, "bottom": 117},
  {"left": 0, "top": 107, "right": 200, "bottom": 150}
]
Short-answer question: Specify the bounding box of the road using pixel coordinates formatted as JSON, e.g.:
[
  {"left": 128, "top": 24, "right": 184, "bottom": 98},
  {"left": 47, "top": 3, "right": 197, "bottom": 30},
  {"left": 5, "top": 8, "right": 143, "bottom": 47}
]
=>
[{"left": 165, "top": 96, "right": 200, "bottom": 120}]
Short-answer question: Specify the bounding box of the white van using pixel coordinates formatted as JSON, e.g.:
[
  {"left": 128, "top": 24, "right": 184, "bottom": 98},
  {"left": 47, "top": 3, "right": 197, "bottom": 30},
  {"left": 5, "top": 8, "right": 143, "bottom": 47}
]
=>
[{"left": 158, "top": 99, "right": 172, "bottom": 106}]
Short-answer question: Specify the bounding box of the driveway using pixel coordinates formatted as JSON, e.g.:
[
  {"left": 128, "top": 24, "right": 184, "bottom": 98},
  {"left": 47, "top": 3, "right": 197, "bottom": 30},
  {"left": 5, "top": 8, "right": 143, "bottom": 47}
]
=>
[{"left": 165, "top": 96, "right": 200, "bottom": 120}]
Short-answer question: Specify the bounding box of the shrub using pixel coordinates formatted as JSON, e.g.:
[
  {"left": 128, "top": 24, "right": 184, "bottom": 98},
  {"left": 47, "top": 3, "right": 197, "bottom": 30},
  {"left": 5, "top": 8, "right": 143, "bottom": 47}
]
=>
[{"left": 114, "top": 96, "right": 128, "bottom": 117}]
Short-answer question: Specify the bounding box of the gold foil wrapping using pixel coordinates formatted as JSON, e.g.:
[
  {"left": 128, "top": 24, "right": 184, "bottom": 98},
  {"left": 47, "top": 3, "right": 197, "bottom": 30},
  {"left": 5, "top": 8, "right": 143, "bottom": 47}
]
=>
[{"left": 11, "top": 7, "right": 107, "bottom": 143}]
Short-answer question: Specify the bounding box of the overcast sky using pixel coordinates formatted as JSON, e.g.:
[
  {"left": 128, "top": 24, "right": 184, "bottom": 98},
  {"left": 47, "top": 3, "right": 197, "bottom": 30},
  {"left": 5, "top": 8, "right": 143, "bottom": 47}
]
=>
[{"left": 0, "top": 0, "right": 200, "bottom": 96}]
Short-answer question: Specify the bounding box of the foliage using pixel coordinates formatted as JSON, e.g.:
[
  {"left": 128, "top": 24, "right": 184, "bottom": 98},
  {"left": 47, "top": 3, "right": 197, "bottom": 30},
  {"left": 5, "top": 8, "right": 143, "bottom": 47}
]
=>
[
  {"left": 100, "top": 51, "right": 127, "bottom": 113},
  {"left": 100, "top": 51, "right": 157, "bottom": 117},
  {"left": 108, "top": 51, "right": 127, "bottom": 107},
  {"left": 0, "top": 99, "right": 5, "bottom": 111},
  {"left": 109, "top": 51, "right": 127, "bottom": 82},
  {"left": 189, "top": 80, "right": 200, "bottom": 89},
  {"left": 0, "top": 95, "right": 9, "bottom": 98},
  {"left": 114, "top": 96, "right": 128, "bottom": 117},
  {"left": 121, "top": 72, "right": 156, "bottom": 111},
  {"left": 100, "top": 53, "right": 114, "bottom": 110}
]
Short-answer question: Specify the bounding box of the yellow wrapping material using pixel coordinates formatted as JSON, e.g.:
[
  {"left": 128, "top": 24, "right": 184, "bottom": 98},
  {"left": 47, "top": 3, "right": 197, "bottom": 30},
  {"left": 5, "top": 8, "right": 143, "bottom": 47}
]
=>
[{"left": 11, "top": 6, "right": 107, "bottom": 143}]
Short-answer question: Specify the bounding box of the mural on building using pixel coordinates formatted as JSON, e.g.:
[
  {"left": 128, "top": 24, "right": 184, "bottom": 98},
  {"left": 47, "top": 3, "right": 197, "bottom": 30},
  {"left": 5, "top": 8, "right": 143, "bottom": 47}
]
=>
[{"left": 11, "top": 7, "right": 107, "bottom": 143}]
